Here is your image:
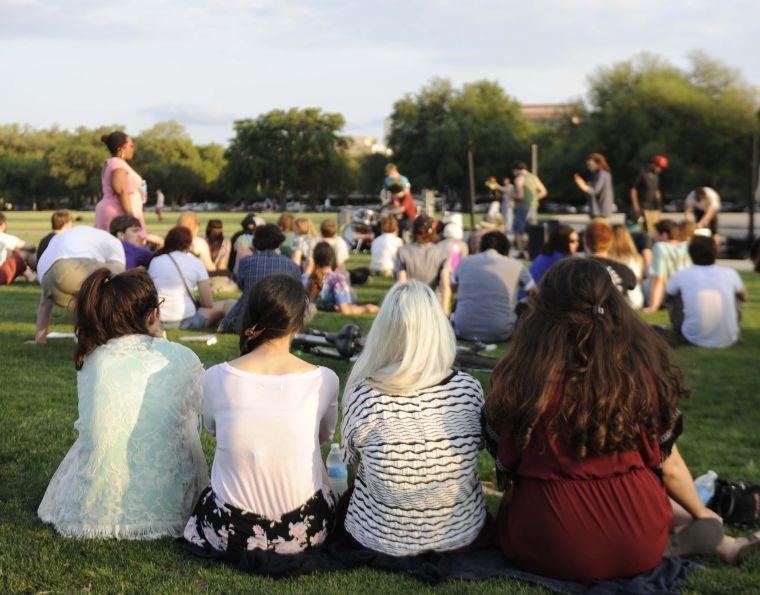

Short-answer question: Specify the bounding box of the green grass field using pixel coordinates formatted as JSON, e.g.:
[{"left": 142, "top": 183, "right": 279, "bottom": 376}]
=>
[{"left": 1, "top": 212, "right": 759, "bottom": 592}]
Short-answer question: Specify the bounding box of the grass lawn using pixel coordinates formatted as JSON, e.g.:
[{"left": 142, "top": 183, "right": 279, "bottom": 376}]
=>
[{"left": 1, "top": 212, "right": 759, "bottom": 592}]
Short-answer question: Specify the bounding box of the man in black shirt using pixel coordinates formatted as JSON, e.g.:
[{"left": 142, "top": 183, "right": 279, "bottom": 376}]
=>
[
  {"left": 584, "top": 219, "right": 637, "bottom": 295},
  {"left": 629, "top": 155, "right": 668, "bottom": 235}
]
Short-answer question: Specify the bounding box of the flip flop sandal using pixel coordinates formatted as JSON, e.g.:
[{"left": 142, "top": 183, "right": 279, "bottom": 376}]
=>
[
  {"left": 737, "top": 533, "right": 760, "bottom": 565},
  {"left": 666, "top": 518, "right": 724, "bottom": 557}
]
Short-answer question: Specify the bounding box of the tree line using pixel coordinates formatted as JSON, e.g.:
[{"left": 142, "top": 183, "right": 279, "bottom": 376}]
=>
[{"left": 0, "top": 51, "right": 757, "bottom": 210}]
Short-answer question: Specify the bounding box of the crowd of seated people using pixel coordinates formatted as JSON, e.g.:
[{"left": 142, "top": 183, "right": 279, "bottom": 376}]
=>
[
  {"left": 1, "top": 191, "right": 755, "bottom": 582},
  {"left": 33, "top": 254, "right": 759, "bottom": 579}
]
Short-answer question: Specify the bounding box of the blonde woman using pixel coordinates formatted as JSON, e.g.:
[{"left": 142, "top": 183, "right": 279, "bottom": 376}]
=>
[
  {"left": 340, "top": 280, "right": 488, "bottom": 556},
  {"left": 609, "top": 224, "right": 645, "bottom": 309},
  {"left": 292, "top": 217, "right": 318, "bottom": 273},
  {"left": 177, "top": 211, "right": 216, "bottom": 272}
]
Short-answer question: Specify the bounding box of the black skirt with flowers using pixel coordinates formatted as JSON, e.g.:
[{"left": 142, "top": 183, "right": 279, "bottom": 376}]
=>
[{"left": 183, "top": 485, "right": 336, "bottom": 554}]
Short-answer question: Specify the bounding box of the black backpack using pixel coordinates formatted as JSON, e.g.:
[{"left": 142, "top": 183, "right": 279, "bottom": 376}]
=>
[{"left": 708, "top": 479, "right": 760, "bottom": 529}]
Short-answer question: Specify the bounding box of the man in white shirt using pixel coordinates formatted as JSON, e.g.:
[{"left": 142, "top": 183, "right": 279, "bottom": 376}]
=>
[
  {"left": 0, "top": 213, "right": 37, "bottom": 285},
  {"left": 34, "top": 226, "right": 126, "bottom": 344},
  {"left": 370, "top": 216, "right": 404, "bottom": 276},
  {"left": 684, "top": 186, "right": 721, "bottom": 239},
  {"left": 666, "top": 235, "right": 746, "bottom": 348}
]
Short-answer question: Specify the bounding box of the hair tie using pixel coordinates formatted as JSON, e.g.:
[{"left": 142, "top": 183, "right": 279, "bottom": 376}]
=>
[
  {"left": 244, "top": 325, "right": 265, "bottom": 340},
  {"left": 592, "top": 305, "right": 605, "bottom": 316}
]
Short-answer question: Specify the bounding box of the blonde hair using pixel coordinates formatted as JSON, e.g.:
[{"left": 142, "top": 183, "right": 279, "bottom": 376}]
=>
[
  {"left": 345, "top": 280, "right": 456, "bottom": 396},
  {"left": 294, "top": 217, "right": 317, "bottom": 237},
  {"left": 176, "top": 211, "right": 199, "bottom": 236},
  {"left": 608, "top": 224, "right": 639, "bottom": 261}
]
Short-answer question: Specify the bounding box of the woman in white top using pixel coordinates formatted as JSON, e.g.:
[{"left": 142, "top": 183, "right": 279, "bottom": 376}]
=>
[
  {"left": 340, "top": 280, "right": 488, "bottom": 556},
  {"left": 609, "top": 224, "right": 645, "bottom": 310},
  {"left": 370, "top": 216, "right": 404, "bottom": 277},
  {"left": 38, "top": 269, "right": 208, "bottom": 538},
  {"left": 148, "top": 226, "right": 233, "bottom": 330},
  {"left": 183, "top": 274, "right": 340, "bottom": 555}
]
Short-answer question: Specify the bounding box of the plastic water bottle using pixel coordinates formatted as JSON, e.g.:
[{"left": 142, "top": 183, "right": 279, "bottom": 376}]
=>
[
  {"left": 326, "top": 443, "right": 348, "bottom": 496},
  {"left": 694, "top": 470, "right": 718, "bottom": 505}
]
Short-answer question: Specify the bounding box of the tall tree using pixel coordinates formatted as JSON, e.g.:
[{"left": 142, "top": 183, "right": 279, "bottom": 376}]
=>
[
  {"left": 222, "top": 108, "right": 348, "bottom": 206},
  {"left": 387, "top": 79, "right": 533, "bottom": 196}
]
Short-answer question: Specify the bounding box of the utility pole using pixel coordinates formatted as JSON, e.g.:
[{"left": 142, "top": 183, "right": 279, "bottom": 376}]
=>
[
  {"left": 750, "top": 118, "right": 759, "bottom": 245},
  {"left": 467, "top": 149, "right": 477, "bottom": 229},
  {"left": 531, "top": 144, "right": 539, "bottom": 175}
]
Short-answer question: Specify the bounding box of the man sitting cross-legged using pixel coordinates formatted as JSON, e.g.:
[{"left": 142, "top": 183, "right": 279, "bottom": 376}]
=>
[{"left": 666, "top": 235, "right": 746, "bottom": 348}]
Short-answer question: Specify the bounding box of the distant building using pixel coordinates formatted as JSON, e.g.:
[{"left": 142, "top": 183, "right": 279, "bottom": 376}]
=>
[
  {"left": 521, "top": 103, "right": 576, "bottom": 125},
  {"left": 346, "top": 135, "right": 392, "bottom": 159}
]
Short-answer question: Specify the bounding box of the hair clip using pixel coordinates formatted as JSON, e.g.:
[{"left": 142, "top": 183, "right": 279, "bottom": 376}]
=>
[
  {"left": 592, "top": 306, "right": 605, "bottom": 316},
  {"left": 103, "top": 273, "right": 117, "bottom": 285},
  {"left": 243, "top": 325, "right": 265, "bottom": 340}
]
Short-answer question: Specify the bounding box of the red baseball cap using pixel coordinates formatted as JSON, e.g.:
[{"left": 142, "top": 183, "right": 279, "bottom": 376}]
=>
[{"left": 651, "top": 155, "right": 669, "bottom": 169}]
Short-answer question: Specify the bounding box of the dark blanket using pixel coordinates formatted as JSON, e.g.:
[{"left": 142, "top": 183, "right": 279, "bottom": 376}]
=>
[{"left": 180, "top": 539, "right": 701, "bottom": 593}]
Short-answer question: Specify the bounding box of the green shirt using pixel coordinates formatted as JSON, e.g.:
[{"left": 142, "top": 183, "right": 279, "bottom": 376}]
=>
[{"left": 520, "top": 172, "right": 539, "bottom": 211}]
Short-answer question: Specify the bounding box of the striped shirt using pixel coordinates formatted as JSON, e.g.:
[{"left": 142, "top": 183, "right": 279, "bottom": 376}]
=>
[{"left": 341, "top": 371, "right": 486, "bottom": 556}]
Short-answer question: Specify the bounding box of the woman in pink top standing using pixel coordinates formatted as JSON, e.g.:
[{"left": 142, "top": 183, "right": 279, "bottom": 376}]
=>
[{"left": 95, "top": 131, "right": 147, "bottom": 239}]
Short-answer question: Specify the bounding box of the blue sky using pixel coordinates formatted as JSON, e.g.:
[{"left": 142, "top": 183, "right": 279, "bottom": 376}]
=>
[{"left": 1, "top": 0, "right": 758, "bottom": 145}]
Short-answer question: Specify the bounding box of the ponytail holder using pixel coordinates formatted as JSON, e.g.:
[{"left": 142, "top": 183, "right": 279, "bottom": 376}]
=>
[
  {"left": 244, "top": 325, "right": 265, "bottom": 340},
  {"left": 592, "top": 305, "right": 605, "bottom": 316},
  {"left": 103, "top": 273, "right": 117, "bottom": 285}
]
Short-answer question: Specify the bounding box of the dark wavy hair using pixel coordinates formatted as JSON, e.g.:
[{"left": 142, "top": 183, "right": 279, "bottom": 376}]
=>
[
  {"left": 239, "top": 274, "right": 310, "bottom": 355},
  {"left": 74, "top": 269, "right": 160, "bottom": 370},
  {"left": 541, "top": 223, "right": 577, "bottom": 256},
  {"left": 101, "top": 131, "right": 129, "bottom": 156},
  {"left": 486, "top": 258, "right": 689, "bottom": 459},
  {"left": 205, "top": 219, "right": 224, "bottom": 261}
]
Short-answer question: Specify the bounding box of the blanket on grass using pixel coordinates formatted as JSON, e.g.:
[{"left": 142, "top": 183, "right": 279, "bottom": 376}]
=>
[{"left": 180, "top": 539, "right": 701, "bottom": 593}]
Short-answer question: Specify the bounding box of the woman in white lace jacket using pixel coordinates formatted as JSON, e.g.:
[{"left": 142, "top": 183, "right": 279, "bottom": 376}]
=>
[{"left": 38, "top": 268, "right": 208, "bottom": 539}]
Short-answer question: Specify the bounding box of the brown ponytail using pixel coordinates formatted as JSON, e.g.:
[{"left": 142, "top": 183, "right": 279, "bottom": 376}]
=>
[
  {"left": 307, "top": 242, "right": 336, "bottom": 299},
  {"left": 73, "top": 269, "right": 160, "bottom": 370}
]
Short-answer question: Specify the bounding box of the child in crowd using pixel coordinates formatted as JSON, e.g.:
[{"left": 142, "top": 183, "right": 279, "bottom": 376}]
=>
[
  {"left": 110, "top": 215, "right": 153, "bottom": 269},
  {"left": 184, "top": 275, "right": 339, "bottom": 554},
  {"left": 0, "top": 212, "right": 37, "bottom": 285},
  {"left": 38, "top": 269, "right": 207, "bottom": 538},
  {"left": 370, "top": 216, "right": 404, "bottom": 277},
  {"left": 292, "top": 217, "right": 318, "bottom": 273},
  {"left": 277, "top": 213, "right": 295, "bottom": 257},
  {"left": 305, "top": 242, "right": 378, "bottom": 315},
  {"left": 340, "top": 280, "right": 488, "bottom": 555},
  {"left": 320, "top": 219, "right": 351, "bottom": 276}
]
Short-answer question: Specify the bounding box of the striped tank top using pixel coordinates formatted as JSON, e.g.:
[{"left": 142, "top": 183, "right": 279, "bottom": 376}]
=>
[{"left": 340, "top": 371, "right": 486, "bottom": 556}]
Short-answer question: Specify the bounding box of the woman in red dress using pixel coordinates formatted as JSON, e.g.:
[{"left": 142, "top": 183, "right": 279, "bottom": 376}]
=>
[{"left": 485, "top": 258, "right": 708, "bottom": 581}]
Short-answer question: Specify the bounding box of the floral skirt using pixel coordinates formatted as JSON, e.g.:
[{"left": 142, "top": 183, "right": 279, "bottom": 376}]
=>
[{"left": 183, "top": 485, "right": 336, "bottom": 555}]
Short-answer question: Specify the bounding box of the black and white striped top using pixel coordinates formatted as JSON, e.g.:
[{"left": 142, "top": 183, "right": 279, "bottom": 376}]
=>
[{"left": 340, "top": 371, "right": 486, "bottom": 556}]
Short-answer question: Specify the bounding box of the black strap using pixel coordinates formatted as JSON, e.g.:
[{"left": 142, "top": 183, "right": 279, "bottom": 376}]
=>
[{"left": 167, "top": 253, "right": 200, "bottom": 307}]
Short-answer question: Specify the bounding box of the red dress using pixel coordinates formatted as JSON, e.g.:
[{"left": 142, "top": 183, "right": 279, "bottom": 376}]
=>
[{"left": 493, "top": 403, "right": 672, "bottom": 581}]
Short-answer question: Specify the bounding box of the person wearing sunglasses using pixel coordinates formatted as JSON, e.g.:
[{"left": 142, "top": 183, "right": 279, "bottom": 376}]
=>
[
  {"left": 95, "top": 130, "right": 148, "bottom": 241},
  {"left": 529, "top": 224, "right": 580, "bottom": 285},
  {"left": 38, "top": 268, "right": 208, "bottom": 539}
]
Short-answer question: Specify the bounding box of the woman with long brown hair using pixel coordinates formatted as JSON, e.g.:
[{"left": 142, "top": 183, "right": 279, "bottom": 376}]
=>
[
  {"left": 485, "top": 258, "right": 745, "bottom": 580},
  {"left": 609, "top": 223, "right": 645, "bottom": 309},
  {"left": 38, "top": 268, "right": 207, "bottom": 539},
  {"left": 573, "top": 152, "right": 614, "bottom": 219}
]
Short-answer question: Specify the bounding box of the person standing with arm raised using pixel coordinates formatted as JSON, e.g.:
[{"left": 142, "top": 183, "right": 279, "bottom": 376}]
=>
[{"left": 573, "top": 153, "right": 614, "bottom": 219}]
